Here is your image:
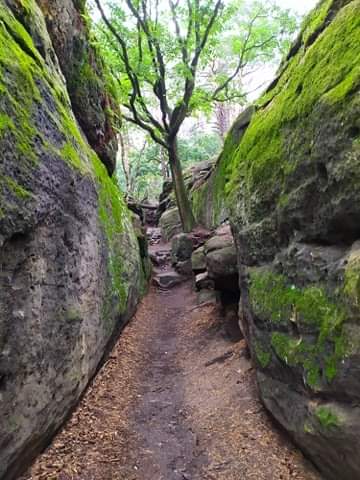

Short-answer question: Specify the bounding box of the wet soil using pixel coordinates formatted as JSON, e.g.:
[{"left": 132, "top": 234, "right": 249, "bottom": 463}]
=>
[{"left": 20, "top": 239, "right": 322, "bottom": 480}]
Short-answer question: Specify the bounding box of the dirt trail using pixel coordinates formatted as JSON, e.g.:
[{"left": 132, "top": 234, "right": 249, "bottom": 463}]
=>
[{"left": 21, "top": 239, "right": 322, "bottom": 480}]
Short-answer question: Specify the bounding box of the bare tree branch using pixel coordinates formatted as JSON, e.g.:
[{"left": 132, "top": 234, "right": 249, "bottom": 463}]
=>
[
  {"left": 169, "top": 0, "right": 189, "bottom": 65},
  {"left": 123, "top": 114, "right": 167, "bottom": 148},
  {"left": 211, "top": 8, "right": 267, "bottom": 100},
  {"left": 125, "top": 0, "right": 171, "bottom": 128},
  {"left": 95, "top": 0, "right": 167, "bottom": 141}
]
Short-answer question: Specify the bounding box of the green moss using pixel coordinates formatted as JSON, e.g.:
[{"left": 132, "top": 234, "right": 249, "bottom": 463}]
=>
[
  {"left": 250, "top": 271, "right": 293, "bottom": 323},
  {"left": 314, "top": 406, "right": 340, "bottom": 429},
  {"left": 66, "top": 32, "right": 121, "bottom": 136},
  {"left": 324, "top": 333, "right": 347, "bottom": 382},
  {"left": 73, "top": 0, "right": 87, "bottom": 13},
  {"left": 343, "top": 252, "right": 360, "bottom": 308},
  {"left": 251, "top": 271, "right": 347, "bottom": 387},
  {"left": 60, "top": 142, "right": 84, "bottom": 171},
  {"left": 0, "top": 2, "right": 43, "bottom": 67},
  {"left": 0, "top": 8, "right": 41, "bottom": 165},
  {"left": 255, "top": 342, "right": 272, "bottom": 368},
  {"left": 91, "top": 154, "right": 132, "bottom": 314},
  {"left": 0, "top": 0, "right": 98, "bottom": 176},
  {"left": 0, "top": 175, "right": 32, "bottom": 221},
  {"left": 66, "top": 308, "right": 82, "bottom": 323},
  {"left": 301, "top": 0, "right": 333, "bottom": 45},
  {"left": 271, "top": 332, "right": 322, "bottom": 387},
  {"left": 0, "top": 114, "right": 15, "bottom": 131},
  {"left": 0, "top": 1, "right": 142, "bottom": 329},
  {"left": 2, "top": 176, "right": 32, "bottom": 199},
  {"left": 225, "top": 1, "right": 360, "bottom": 209},
  {"left": 304, "top": 420, "right": 315, "bottom": 434},
  {"left": 250, "top": 271, "right": 345, "bottom": 330}
]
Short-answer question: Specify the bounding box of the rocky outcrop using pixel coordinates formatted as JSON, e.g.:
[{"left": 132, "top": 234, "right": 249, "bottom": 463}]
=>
[
  {"left": 191, "top": 246, "right": 206, "bottom": 273},
  {"left": 191, "top": 224, "right": 239, "bottom": 297},
  {"left": 217, "top": 1, "right": 360, "bottom": 478},
  {"left": 36, "top": 0, "right": 120, "bottom": 175},
  {"left": 171, "top": 233, "right": 193, "bottom": 264},
  {"left": 191, "top": 109, "right": 254, "bottom": 230},
  {"left": 184, "top": 0, "right": 360, "bottom": 477},
  {"left": 0, "top": 2, "right": 148, "bottom": 478},
  {"left": 159, "top": 206, "right": 182, "bottom": 241}
]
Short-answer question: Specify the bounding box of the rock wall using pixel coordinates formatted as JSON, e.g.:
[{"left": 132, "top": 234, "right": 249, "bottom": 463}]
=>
[
  {"left": 192, "top": 1, "right": 360, "bottom": 478},
  {"left": 37, "top": 0, "right": 120, "bottom": 175},
  {"left": 191, "top": 107, "right": 254, "bottom": 230},
  {"left": 0, "top": 1, "right": 148, "bottom": 478}
]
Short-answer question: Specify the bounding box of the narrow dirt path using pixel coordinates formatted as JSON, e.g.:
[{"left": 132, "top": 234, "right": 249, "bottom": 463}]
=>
[{"left": 21, "top": 240, "right": 322, "bottom": 480}]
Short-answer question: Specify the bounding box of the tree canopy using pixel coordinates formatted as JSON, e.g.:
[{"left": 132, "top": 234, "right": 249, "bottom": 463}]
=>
[{"left": 92, "top": 0, "right": 299, "bottom": 231}]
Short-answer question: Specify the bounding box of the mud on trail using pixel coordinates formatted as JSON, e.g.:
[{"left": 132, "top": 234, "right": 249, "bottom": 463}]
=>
[{"left": 21, "top": 242, "right": 322, "bottom": 480}]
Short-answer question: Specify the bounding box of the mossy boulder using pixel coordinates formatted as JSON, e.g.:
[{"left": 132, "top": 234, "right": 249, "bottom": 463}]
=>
[
  {"left": 159, "top": 206, "right": 182, "bottom": 241},
  {"left": 216, "top": 1, "right": 360, "bottom": 478},
  {"left": 227, "top": 0, "right": 360, "bottom": 264},
  {"left": 191, "top": 246, "right": 206, "bottom": 273},
  {"left": 0, "top": 2, "right": 146, "bottom": 478}
]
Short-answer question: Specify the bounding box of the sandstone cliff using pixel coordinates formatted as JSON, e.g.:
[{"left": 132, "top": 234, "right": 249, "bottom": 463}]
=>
[
  {"left": 191, "top": 1, "right": 360, "bottom": 478},
  {"left": 0, "top": 1, "right": 148, "bottom": 478}
]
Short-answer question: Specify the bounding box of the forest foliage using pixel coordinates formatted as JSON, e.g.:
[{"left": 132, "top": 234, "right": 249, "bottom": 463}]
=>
[{"left": 90, "top": 0, "right": 300, "bottom": 217}]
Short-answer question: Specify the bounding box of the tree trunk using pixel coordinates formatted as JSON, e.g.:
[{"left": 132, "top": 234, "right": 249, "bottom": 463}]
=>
[
  {"left": 167, "top": 139, "right": 196, "bottom": 233},
  {"left": 118, "top": 132, "right": 130, "bottom": 193},
  {"left": 160, "top": 147, "right": 170, "bottom": 180}
]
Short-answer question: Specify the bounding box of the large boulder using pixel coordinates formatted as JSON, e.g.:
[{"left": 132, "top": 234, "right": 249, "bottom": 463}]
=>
[
  {"left": 207, "top": 246, "right": 238, "bottom": 279},
  {"left": 191, "top": 246, "right": 206, "bottom": 273},
  {"left": 204, "top": 232, "right": 234, "bottom": 254},
  {"left": 159, "top": 207, "right": 182, "bottom": 241},
  {"left": 171, "top": 233, "right": 193, "bottom": 264},
  {"left": 0, "top": 2, "right": 147, "bottom": 478},
  {"left": 206, "top": 246, "right": 238, "bottom": 292},
  {"left": 190, "top": 224, "right": 238, "bottom": 294},
  {"left": 221, "top": 1, "right": 360, "bottom": 478}
]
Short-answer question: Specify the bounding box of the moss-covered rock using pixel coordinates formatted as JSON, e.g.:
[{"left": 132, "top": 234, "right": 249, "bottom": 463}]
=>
[
  {"left": 0, "top": 2, "right": 146, "bottom": 478},
  {"left": 210, "top": 1, "right": 360, "bottom": 478},
  {"left": 190, "top": 106, "right": 255, "bottom": 230},
  {"left": 159, "top": 206, "right": 182, "bottom": 241},
  {"left": 228, "top": 0, "right": 360, "bottom": 263},
  {"left": 36, "top": 0, "right": 121, "bottom": 175}
]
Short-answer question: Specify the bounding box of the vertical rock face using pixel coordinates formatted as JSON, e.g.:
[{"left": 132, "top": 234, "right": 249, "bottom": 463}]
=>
[
  {"left": 36, "top": 0, "right": 120, "bottom": 175},
  {"left": 191, "top": 106, "right": 254, "bottom": 230},
  {"left": 188, "top": 0, "right": 360, "bottom": 477},
  {"left": 0, "top": 1, "right": 147, "bottom": 478},
  {"left": 227, "top": 1, "right": 360, "bottom": 479}
]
